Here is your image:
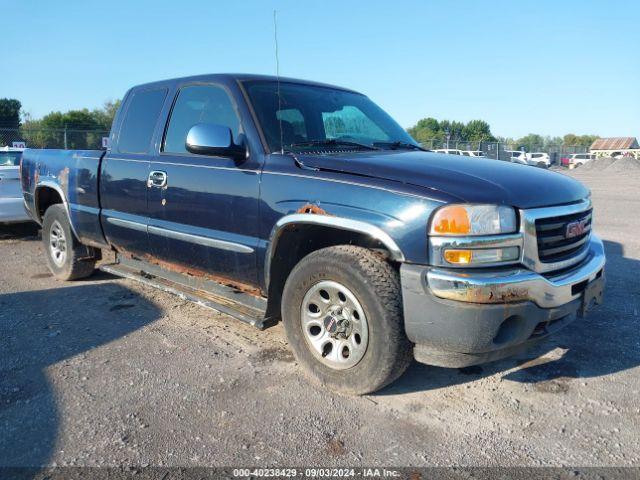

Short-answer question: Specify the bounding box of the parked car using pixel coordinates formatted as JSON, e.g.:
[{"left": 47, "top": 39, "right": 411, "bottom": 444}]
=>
[
  {"left": 0, "top": 147, "right": 31, "bottom": 224},
  {"left": 527, "top": 152, "right": 551, "bottom": 168},
  {"left": 433, "top": 148, "right": 464, "bottom": 155},
  {"left": 462, "top": 150, "right": 486, "bottom": 158},
  {"left": 505, "top": 150, "right": 528, "bottom": 164},
  {"left": 569, "top": 153, "right": 596, "bottom": 166},
  {"left": 20, "top": 74, "right": 605, "bottom": 394}
]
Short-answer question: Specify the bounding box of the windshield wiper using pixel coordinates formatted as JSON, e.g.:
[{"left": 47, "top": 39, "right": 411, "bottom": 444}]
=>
[
  {"left": 373, "top": 141, "right": 428, "bottom": 151},
  {"left": 286, "top": 139, "right": 380, "bottom": 151}
]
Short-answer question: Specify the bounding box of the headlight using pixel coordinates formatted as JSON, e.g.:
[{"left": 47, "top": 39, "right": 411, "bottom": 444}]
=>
[
  {"left": 430, "top": 204, "right": 517, "bottom": 236},
  {"left": 428, "top": 204, "right": 522, "bottom": 268}
]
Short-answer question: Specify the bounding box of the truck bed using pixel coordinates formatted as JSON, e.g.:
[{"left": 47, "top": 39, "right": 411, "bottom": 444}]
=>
[{"left": 21, "top": 148, "right": 106, "bottom": 247}]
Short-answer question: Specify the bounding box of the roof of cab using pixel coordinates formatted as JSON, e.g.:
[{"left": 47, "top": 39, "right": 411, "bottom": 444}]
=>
[{"left": 129, "top": 73, "right": 361, "bottom": 94}]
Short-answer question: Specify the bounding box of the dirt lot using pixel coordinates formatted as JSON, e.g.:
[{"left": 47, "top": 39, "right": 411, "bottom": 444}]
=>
[{"left": 1, "top": 165, "right": 639, "bottom": 468}]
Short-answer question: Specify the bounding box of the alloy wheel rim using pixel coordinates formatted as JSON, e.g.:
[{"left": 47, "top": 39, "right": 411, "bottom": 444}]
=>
[
  {"left": 49, "top": 220, "right": 67, "bottom": 267},
  {"left": 300, "top": 280, "right": 369, "bottom": 370}
]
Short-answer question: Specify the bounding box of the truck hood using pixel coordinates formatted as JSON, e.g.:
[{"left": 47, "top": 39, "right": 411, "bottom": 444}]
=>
[{"left": 297, "top": 151, "right": 589, "bottom": 209}]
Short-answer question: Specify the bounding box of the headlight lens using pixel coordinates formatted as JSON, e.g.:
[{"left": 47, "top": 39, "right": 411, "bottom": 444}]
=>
[{"left": 430, "top": 204, "right": 517, "bottom": 236}]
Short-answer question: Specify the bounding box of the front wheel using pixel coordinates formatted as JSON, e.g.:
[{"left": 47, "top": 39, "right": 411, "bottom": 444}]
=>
[
  {"left": 42, "top": 204, "right": 96, "bottom": 280},
  {"left": 281, "top": 245, "right": 412, "bottom": 395}
]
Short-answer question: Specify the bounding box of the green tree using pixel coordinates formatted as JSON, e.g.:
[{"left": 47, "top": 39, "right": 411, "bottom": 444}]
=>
[
  {"left": 515, "top": 133, "right": 545, "bottom": 151},
  {"left": 439, "top": 120, "right": 465, "bottom": 142},
  {"left": 39, "top": 110, "right": 100, "bottom": 149},
  {"left": 563, "top": 133, "right": 599, "bottom": 148},
  {"left": 0, "top": 98, "right": 22, "bottom": 129},
  {"left": 407, "top": 117, "right": 496, "bottom": 147},
  {"left": 545, "top": 136, "right": 563, "bottom": 148},
  {"left": 91, "top": 99, "right": 122, "bottom": 130},
  {"left": 407, "top": 117, "right": 444, "bottom": 144},
  {"left": 463, "top": 120, "right": 496, "bottom": 142},
  {"left": 563, "top": 134, "right": 579, "bottom": 146},
  {"left": 497, "top": 136, "right": 515, "bottom": 145},
  {"left": 20, "top": 101, "right": 121, "bottom": 149}
]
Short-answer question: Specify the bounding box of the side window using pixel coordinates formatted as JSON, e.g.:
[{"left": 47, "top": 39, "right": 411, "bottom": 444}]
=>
[
  {"left": 164, "top": 84, "right": 240, "bottom": 154},
  {"left": 118, "top": 88, "right": 167, "bottom": 154}
]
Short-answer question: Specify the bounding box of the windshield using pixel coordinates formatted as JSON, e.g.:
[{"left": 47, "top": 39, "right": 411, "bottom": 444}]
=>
[
  {"left": 244, "top": 81, "right": 418, "bottom": 152},
  {"left": 0, "top": 152, "right": 22, "bottom": 166}
]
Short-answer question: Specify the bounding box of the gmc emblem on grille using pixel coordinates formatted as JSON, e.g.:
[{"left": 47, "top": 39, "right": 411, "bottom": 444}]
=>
[{"left": 565, "top": 218, "right": 588, "bottom": 239}]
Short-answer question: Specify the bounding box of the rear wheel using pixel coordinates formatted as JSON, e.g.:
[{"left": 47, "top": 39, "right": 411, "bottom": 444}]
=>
[
  {"left": 42, "top": 204, "right": 96, "bottom": 280},
  {"left": 537, "top": 161, "right": 548, "bottom": 168},
  {"left": 282, "top": 245, "right": 412, "bottom": 395}
]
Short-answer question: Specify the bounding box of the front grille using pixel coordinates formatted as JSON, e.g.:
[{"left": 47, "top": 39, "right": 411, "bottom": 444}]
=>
[{"left": 535, "top": 209, "right": 592, "bottom": 263}]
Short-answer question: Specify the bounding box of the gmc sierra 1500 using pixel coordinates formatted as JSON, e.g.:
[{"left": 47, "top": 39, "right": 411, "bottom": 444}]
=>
[{"left": 21, "top": 74, "right": 605, "bottom": 394}]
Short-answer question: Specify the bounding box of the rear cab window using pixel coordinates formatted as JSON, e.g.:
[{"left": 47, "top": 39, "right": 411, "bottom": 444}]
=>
[{"left": 117, "top": 88, "right": 168, "bottom": 154}]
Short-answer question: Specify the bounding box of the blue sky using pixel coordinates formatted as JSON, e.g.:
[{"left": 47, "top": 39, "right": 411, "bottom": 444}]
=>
[{"left": 2, "top": 0, "right": 638, "bottom": 138}]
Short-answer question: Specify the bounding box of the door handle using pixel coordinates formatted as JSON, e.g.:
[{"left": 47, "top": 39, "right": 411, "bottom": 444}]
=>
[{"left": 147, "top": 170, "right": 167, "bottom": 188}]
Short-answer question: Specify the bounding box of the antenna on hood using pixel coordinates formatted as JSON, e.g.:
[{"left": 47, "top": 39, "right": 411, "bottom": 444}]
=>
[{"left": 273, "top": 10, "right": 284, "bottom": 154}]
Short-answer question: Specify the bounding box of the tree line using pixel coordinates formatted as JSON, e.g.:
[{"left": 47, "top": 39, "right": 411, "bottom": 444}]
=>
[
  {"left": 408, "top": 116, "right": 599, "bottom": 150},
  {"left": 1, "top": 97, "right": 600, "bottom": 151},
  {"left": 408, "top": 118, "right": 496, "bottom": 145},
  {"left": 0, "top": 98, "right": 121, "bottom": 149},
  {"left": 501, "top": 132, "right": 599, "bottom": 150}
]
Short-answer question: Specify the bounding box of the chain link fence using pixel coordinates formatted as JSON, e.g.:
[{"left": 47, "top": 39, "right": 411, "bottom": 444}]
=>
[
  {"left": 1, "top": 127, "right": 590, "bottom": 165},
  {"left": 1, "top": 127, "right": 109, "bottom": 150},
  {"left": 418, "top": 139, "right": 589, "bottom": 163}
]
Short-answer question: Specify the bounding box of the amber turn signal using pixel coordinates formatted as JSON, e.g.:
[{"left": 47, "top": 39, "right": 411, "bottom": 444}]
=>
[
  {"left": 443, "top": 249, "right": 473, "bottom": 264},
  {"left": 431, "top": 206, "right": 471, "bottom": 235}
]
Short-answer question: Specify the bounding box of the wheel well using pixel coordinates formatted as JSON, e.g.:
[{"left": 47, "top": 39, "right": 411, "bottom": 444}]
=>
[
  {"left": 265, "top": 224, "right": 397, "bottom": 319},
  {"left": 35, "top": 186, "right": 64, "bottom": 222}
]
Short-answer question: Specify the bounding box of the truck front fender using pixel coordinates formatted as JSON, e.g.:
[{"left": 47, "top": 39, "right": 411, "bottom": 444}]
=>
[{"left": 264, "top": 213, "right": 405, "bottom": 290}]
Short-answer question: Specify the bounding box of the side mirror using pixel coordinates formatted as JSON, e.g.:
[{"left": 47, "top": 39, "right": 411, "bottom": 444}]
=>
[{"left": 185, "top": 123, "right": 246, "bottom": 161}]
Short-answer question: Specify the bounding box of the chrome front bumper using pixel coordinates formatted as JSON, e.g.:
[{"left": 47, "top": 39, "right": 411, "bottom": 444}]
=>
[{"left": 426, "top": 235, "right": 605, "bottom": 309}]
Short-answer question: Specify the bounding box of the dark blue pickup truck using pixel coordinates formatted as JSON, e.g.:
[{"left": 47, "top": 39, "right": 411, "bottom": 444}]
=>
[{"left": 21, "top": 74, "right": 605, "bottom": 394}]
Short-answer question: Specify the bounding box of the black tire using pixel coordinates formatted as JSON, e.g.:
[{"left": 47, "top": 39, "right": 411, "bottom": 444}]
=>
[
  {"left": 282, "top": 245, "right": 412, "bottom": 395},
  {"left": 537, "top": 161, "right": 548, "bottom": 169},
  {"left": 42, "top": 204, "right": 96, "bottom": 281}
]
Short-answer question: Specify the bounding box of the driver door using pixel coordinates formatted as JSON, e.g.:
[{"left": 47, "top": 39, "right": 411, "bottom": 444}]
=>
[{"left": 147, "top": 83, "right": 261, "bottom": 286}]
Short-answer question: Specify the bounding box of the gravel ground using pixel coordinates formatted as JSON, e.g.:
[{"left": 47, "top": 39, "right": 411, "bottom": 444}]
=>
[{"left": 1, "top": 167, "right": 639, "bottom": 468}]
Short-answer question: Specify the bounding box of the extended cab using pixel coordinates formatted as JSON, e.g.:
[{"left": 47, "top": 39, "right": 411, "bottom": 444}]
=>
[{"left": 21, "top": 74, "right": 605, "bottom": 394}]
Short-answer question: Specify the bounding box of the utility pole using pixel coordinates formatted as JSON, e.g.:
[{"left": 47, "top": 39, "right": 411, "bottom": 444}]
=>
[{"left": 63, "top": 125, "right": 68, "bottom": 150}]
